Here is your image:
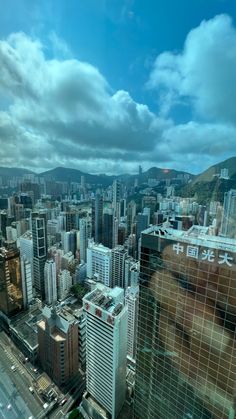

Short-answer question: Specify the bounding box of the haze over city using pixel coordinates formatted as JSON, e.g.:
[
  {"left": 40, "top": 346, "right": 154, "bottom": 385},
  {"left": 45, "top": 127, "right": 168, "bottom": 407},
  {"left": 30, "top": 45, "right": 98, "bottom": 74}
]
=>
[{"left": 1, "top": 0, "right": 236, "bottom": 175}]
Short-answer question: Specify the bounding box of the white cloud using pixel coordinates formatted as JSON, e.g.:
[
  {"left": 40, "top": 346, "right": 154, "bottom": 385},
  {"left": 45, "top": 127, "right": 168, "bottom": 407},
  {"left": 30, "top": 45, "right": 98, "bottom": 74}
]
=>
[{"left": 0, "top": 16, "right": 236, "bottom": 175}]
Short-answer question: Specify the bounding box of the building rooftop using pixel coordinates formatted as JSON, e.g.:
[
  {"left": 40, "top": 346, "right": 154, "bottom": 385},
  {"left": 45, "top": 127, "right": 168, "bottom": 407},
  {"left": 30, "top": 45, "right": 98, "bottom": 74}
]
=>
[
  {"left": 143, "top": 225, "right": 236, "bottom": 252},
  {"left": 20, "top": 230, "right": 32, "bottom": 240},
  {"left": 10, "top": 308, "right": 43, "bottom": 349},
  {"left": 84, "top": 284, "right": 124, "bottom": 316}
]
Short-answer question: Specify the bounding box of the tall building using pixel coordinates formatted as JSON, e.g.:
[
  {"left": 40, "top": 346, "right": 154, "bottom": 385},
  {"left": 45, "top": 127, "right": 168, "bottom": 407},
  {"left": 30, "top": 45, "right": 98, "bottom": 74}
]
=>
[
  {"left": 82, "top": 284, "right": 128, "bottom": 419},
  {"left": 44, "top": 259, "right": 57, "bottom": 305},
  {"left": 103, "top": 209, "right": 114, "bottom": 249},
  {"left": 19, "top": 230, "right": 33, "bottom": 274},
  {"left": 134, "top": 225, "right": 236, "bottom": 419},
  {"left": 127, "top": 201, "right": 136, "bottom": 236},
  {"left": 221, "top": 189, "right": 236, "bottom": 238},
  {"left": 112, "top": 180, "right": 121, "bottom": 220},
  {"left": 111, "top": 245, "right": 128, "bottom": 288},
  {"left": 62, "top": 230, "right": 77, "bottom": 255},
  {"left": 21, "top": 257, "right": 33, "bottom": 309},
  {"left": 0, "top": 247, "right": 23, "bottom": 316},
  {"left": 79, "top": 217, "right": 91, "bottom": 263},
  {"left": 58, "top": 269, "right": 72, "bottom": 300},
  {"left": 37, "top": 306, "right": 78, "bottom": 387},
  {"left": 124, "top": 257, "right": 139, "bottom": 288},
  {"left": 87, "top": 242, "right": 112, "bottom": 287},
  {"left": 125, "top": 286, "right": 139, "bottom": 360},
  {"left": 92, "top": 194, "right": 103, "bottom": 244},
  {"left": 32, "top": 214, "right": 47, "bottom": 299}
]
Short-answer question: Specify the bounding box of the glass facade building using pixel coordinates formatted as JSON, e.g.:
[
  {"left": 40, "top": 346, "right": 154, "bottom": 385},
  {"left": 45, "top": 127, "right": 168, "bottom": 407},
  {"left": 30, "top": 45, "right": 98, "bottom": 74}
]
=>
[{"left": 134, "top": 225, "right": 236, "bottom": 419}]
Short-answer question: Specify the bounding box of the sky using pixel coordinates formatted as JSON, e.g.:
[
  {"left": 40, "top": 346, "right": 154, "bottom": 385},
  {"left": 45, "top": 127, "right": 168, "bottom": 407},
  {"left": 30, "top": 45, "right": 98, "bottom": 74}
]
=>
[{"left": 0, "top": 0, "right": 236, "bottom": 175}]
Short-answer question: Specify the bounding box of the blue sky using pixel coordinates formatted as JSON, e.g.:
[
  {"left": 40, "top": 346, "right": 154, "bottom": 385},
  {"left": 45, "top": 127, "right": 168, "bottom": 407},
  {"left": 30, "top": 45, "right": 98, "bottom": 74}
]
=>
[{"left": 0, "top": 0, "right": 236, "bottom": 174}]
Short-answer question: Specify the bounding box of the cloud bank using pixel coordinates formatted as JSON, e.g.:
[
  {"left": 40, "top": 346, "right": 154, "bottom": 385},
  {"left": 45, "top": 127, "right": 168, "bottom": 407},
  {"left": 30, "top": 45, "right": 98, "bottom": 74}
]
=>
[{"left": 0, "top": 14, "right": 236, "bottom": 174}]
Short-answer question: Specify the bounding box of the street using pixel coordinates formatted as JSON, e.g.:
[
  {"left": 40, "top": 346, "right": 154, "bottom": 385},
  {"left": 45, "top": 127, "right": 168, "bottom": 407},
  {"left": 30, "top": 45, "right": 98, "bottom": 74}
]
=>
[{"left": 0, "top": 331, "right": 44, "bottom": 418}]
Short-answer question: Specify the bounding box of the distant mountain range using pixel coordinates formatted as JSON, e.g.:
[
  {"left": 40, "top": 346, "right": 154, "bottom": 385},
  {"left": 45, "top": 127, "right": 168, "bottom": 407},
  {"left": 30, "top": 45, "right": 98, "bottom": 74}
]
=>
[{"left": 0, "top": 156, "right": 235, "bottom": 202}]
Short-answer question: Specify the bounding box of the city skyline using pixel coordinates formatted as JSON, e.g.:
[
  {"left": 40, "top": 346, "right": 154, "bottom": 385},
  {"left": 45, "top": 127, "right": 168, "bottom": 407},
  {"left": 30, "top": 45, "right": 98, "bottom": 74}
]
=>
[{"left": 1, "top": 1, "right": 236, "bottom": 175}]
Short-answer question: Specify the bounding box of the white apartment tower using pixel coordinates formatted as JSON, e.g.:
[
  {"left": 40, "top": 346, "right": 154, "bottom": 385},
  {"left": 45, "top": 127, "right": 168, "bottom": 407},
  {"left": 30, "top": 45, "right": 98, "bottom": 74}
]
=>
[
  {"left": 87, "top": 242, "right": 112, "bottom": 287},
  {"left": 83, "top": 284, "right": 128, "bottom": 419},
  {"left": 44, "top": 259, "right": 57, "bottom": 305},
  {"left": 79, "top": 217, "right": 91, "bottom": 263},
  {"left": 125, "top": 286, "right": 139, "bottom": 360}
]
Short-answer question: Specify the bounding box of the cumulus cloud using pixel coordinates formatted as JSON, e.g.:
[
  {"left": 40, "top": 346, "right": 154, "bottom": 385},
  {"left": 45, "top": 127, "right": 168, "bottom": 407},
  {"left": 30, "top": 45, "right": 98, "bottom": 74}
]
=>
[
  {"left": 0, "top": 15, "right": 236, "bottom": 175},
  {"left": 0, "top": 31, "right": 171, "bottom": 173}
]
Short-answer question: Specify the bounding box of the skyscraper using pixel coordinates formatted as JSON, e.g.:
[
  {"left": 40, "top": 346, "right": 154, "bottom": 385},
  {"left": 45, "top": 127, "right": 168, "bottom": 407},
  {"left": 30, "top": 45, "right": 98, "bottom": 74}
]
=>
[
  {"left": 87, "top": 242, "right": 112, "bottom": 287},
  {"left": 221, "top": 189, "right": 236, "bottom": 238},
  {"left": 79, "top": 217, "right": 91, "bottom": 263},
  {"left": 38, "top": 306, "right": 78, "bottom": 387},
  {"left": 32, "top": 214, "right": 47, "bottom": 299},
  {"left": 82, "top": 284, "right": 128, "bottom": 419},
  {"left": 134, "top": 225, "right": 236, "bottom": 419},
  {"left": 125, "top": 286, "right": 139, "bottom": 360},
  {"left": 0, "top": 247, "right": 23, "bottom": 316},
  {"left": 127, "top": 200, "right": 136, "bottom": 236},
  {"left": 44, "top": 259, "right": 57, "bottom": 305},
  {"left": 103, "top": 209, "right": 114, "bottom": 249},
  {"left": 92, "top": 194, "right": 103, "bottom": 244},
  {"left": 112, "top": 180, "right": 121, "bottom": 221},
  {"left": 111, "top": 245, "right": 128, "bottom": 288}
]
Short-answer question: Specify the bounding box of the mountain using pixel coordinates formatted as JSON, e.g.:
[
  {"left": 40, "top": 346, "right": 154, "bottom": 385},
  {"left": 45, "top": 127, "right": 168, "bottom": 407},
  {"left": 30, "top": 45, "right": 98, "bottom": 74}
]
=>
[
  {"left": 177, "top": 156, "right": 236, "bottom": 204},
  {"left": 192, "top": 156, "right": 236, "bottom": 184},
  {"left": 39, "top": 167, "right": 116, "bottom": 187},
  {"left": 0, "top": 167, "right": 34, "bottom": 177}
]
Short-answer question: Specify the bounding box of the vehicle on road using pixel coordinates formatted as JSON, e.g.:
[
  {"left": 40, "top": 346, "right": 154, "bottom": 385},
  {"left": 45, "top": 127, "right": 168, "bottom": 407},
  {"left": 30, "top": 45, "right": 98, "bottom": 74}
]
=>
[
  {"left": 29, "top": 386, "right": 34, "bottom": 393},
  {"left": 60, "top": 397, "right": 67, "bottom": 406},
  {"left": 43, "top": 403, "right": 49, "bottom": 409},
  {"left": 11, "top": 365, "right": 16, "bottom": 371},
  {"left": 7, "top": 404, "right": 11, "bottom": 410}
]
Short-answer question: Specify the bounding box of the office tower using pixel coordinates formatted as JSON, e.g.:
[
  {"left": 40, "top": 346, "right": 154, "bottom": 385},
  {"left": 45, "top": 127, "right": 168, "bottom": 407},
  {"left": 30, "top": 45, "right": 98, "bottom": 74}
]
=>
[
  {"left": 58, "top": 269, "right": 72, "bottom": 300},
  {"left": 44, "top": 259, "right": 57, "bottom": 305},
  {"left": 127, "top": 201, "right": 136, "bottom": 236},
  {"left": 38, "top": 306, "right": 78, "bottom": 387},
  {"left": 118, "top": 223, "right": 127, "bottom": 245},
  {"left": 32, "top": 214, "right": 47, "bottom": 299},
  {"left": 0, "top": 247, "right": 23, "bottom": 316},
  {"left": 79, "top": 217, "right": 91, "bottom": 263},
  {"left": 103, "top": 209, "right": 114, "bottom": 249},
  {"left": 120, "top": 198, "right": 127, "bottom": 218},
  {"left": 111, "top": 245, "right": 128, "bottom": 288},
  {"left": 125, "top": 286, "right": 139, "bottom": 360},
  {"left": 65, "top": 210, "right": 79, "bottom": 231},
  {"left": 81, "top": 175, "right": 85, "bottom": 188},
  {"left": 62, "top": 230, "right": 77, "bottom": 256},
  {"left": 221, "top": 189, "right": 236, "bottom": 238},
  {"left": 138, "top": 165, "right": 142, "bottom": 177},
  {"left": 134, "top": 225, "right": 236, "bottom": 419},
  {"left": 21, "top": 257, "right": 33, "bottom": 309},
  {"left": 92, "top": 194, "right": 103, "bottom": 243},
  {"left": 112, "top": 180, "right": 121, "bottom": 220},
  {"left": 136, "top": 213, "right": 149, "bottom": 244},
  {"left": 142, "top": 196, "right": 156, "bottom": 223},
  {"left": 87, "top": 242, "right": 112, "bottom": 287},
  {"left": 20, "top": 230, "right": 33, "bottom": 272},
  {"left": 124, "top": 257, "right": 139, "bottom": 288},
  {"left": 82, "top": 284, "right": 128, "bottom": 419},
  {"left": 0, "top": 211, "right": 8, "bottom": 239}
]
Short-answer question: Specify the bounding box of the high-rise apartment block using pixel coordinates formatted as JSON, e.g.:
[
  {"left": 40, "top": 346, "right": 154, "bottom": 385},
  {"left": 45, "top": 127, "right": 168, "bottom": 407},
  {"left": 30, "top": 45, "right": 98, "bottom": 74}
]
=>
[
  {"left": 44, "top": 259, "right": 57, "bottom": 305},
  {"left": 37, "top": 306, "right": 78, "bottom": 387},
  {"left": 0, "top": 247, "right": 23, "bottom": 316},
  {"left": 125, "top": 286, "right": 139, "bottom": 360},
  {"left": 134, "top": 225, "right": 236, "bottom": 419},
  {"left": 79, "top": 217, "right": 91, "bottom": 263},
  {"left": 87, "top": 242, "right": 112, "bottom": 287},
  {"left": 82, "top": 284, "right": 128, "bottom": 419}
]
